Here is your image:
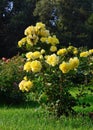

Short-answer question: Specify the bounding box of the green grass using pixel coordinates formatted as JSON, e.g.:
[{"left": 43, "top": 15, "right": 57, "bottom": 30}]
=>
[{"left": 0, "top": 106, "right": 93, "bottom": 130}]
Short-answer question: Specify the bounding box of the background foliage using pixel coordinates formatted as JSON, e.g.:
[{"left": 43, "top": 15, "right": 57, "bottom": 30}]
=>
[{"left": 0, "top": 55, "right": 26, "bottom": 104}]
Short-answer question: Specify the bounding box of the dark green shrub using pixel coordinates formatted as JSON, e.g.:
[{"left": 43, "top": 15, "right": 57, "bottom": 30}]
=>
[{"left": 0, "top": 55, "right": 26, "bottom": 104}]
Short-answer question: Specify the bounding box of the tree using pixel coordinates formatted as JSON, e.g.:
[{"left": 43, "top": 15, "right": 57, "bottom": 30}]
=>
[
  {"left": 34, "top": 0, "right": 93, "bottom": 48},
  {"left": 0, "top": 0, "right": 38, "bottom": 58},
  {"left": 0, "top": 0, "right": 9, "bottom": 57},
  {"left": 85, "top": 13, "right": 93, "bottom": 48}
]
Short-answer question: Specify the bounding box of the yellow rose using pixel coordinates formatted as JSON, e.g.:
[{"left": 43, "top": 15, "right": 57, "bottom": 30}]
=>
[
  {"left": 57, "top": 48, "right": 67, "bottom": 55},
  {"left": 50, "top": 46, "right": 57, "bottom": 52},
  {"left": 35, "top": 22, "right": 45, "bottom": 30},
  {"left": 26, "top": 52, "right": 33, "bottom": 60},
  {"left": 32, "top": 51, "right": 41, "bottom": 59},
  {"left": 25, "top": 80, "right": 33, "bottom": 92},
  {"left": 73, "top": 47, "right": 78, "bottom": 55},
  {"left": 19, "top": 80, "right": 26, "bottom": 92},
  {"left": 89, "top": 49, "right": 93, "bottom": 55},
  {"left": 67, "top": 46, "right": 74, "bottom": 52},
  {"left": 18, "top": 37, "right": 26, "bottom": 47},
  {"left": 47, "top": 35, "right": 59, "bottom": 45},
  {"left": 40, "top": 37, "right": 47, "bottom": 43},
  {"left": 39, "top": 55, "right": 43, "bottom": 59},
  {"left": 40, "top": 49, "right": 45, "bottom": 54},
  {"left": 73, "top": 50, "right": 78, "bottom": 55},
  {"left": 24, "top": 62, "right": 32, "bottom": 72},
  {"left": 35, "top": 22, "right": 50, "bottom": 37},
  {"left": 24, "top": 26, "right": 36, "bottom": 36},
  {"left": 26, "top": 37, "right": 34, "bottom": 46},
  {"left": 31, "top": 60, "right": 42, "bottom": 72},
  {"left": 27, "top": 34, "right": 39, "bottom": 46},
  {"left": 23, "top": 76, "right": 28, "bottom": 81},
  {"left": 80, "top": 51, "right": 89, "bottom": 57},
  {"left": 26, "top": 51, "right": 41, "bottom": 60},
  {"left": 39, "top": 29, "right": 50, "bottom": 37},
  {"left": 69, "top": 57, "right": 79, "bottom": 70},
  {"left": 45, "top": 54, "right": 59, "bottom": 66},
  {"left": 18, "top": 41, "right": 22, "bottom": 47},
  {"left": 19, "top": 79, "right": 33, "bottom": 92},
  {"left": 59, "top": 62, "right": 70, "bottom": 73}
]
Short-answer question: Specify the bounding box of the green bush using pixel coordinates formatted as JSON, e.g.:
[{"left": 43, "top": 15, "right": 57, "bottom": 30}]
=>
[{"left": 0, "top": 55, "right": 26, "bottom": 104}]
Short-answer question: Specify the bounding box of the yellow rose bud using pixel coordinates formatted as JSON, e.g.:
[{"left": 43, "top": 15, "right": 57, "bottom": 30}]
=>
[
  {"left": 41, "top": 49, "right": 45, "bottom": 54},
  {"left": 50, "top": 46, "right": 57, "bottom": 52},
  {"left": 57, "top": 48, "right": 67, "bottom": 55}
]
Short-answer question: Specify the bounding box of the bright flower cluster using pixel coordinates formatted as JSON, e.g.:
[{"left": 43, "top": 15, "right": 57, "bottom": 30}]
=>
[
  {"left": 57, "top": 48, "right": 67, "bottom": 55},
  {"left": 19, "top": 77, "right": 33, "bottom": 92},
  {"left": 26, "top": 51, "right": 42, "bottom": 60},
  {"left": 80, "top": 49, "right": 93, "bottom": 57},
  {"left": 30, "top": 60, "right": 42, "bottom": 73},
  {"left": 59, "top": 57, "right": 79, "bottom": 73},
  {"left": 67, "top": 46, "right": 78, "bottom": 55},
  {"left": 40, "top": 35, "right": 59, "bottom": 45},
  {"left": 47, "top": 35, "right": 59, "bottom": 45},
  {"left": 18, "top": 22, "right": 93, "bottom": 93},
  {"left": 24, "top": 60, "right": 42, "bottom": 73},
  {"left": 57, "top": 46, "right": 78, "bottom": 56},
  {"left": 18, "top": 22, "right": 59, "bottom": 48}
]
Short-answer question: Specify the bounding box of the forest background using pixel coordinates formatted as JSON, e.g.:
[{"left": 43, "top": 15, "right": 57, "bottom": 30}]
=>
[{"left": 0, "top": 0, "right": 93, "bottom": 58}]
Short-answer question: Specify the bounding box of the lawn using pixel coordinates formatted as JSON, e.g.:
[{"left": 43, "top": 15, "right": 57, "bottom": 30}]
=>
[{"left": 0, "top": 106, "right": 93, "bottom": 130}]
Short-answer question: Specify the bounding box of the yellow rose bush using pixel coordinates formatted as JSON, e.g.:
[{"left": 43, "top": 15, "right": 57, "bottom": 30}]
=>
[{"left": 18, "top": 22, "right": 93, "bottom": 116}]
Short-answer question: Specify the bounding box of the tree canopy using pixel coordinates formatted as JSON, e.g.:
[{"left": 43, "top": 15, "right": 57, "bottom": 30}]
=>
[
  {"left": 0, "top": 0, "right": 93, "bottom": 57},
  {"left": 34, "top": 0, "right": 93, "bottom": 47},
  {"left": 0, "top": 0, "right": 37, "bottom": 57}
]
